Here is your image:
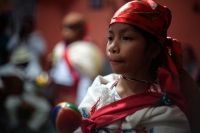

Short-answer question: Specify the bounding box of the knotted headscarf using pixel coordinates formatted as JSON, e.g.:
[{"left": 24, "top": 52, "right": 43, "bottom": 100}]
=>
[
  {"left": 81, "top": 1, "right": 189, "bottom": 132},
  {"left": 111, "top": 0, "right": 171, "bottom": 42}
]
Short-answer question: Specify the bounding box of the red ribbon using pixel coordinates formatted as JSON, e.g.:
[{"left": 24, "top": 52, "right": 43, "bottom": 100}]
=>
[{"left": 81, "top": 91, "right": 164, "bottom": 133}]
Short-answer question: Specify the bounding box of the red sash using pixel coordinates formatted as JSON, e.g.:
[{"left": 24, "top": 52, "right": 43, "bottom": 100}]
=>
[
  {"left": 63, "top": 48, "right": 80, "bottom": 85},
  {"left": 62, "top": 48, "right": 80, "bottom": 104},
  {"left": 81, "top": 92, "right": 163, "bottom": 133}
]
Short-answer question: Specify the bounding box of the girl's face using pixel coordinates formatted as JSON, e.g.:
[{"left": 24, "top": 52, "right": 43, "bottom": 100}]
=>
[{"left": 107, "top": 23, "right": 152, "bottom": 77}]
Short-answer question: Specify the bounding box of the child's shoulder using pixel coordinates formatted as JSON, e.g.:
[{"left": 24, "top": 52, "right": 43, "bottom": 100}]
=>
[{"left": 78, "top": 74, "right": 119, "bottom": 116}]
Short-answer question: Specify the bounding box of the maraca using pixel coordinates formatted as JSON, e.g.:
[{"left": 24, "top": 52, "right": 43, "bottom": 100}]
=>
[{"left": 51, "top": 102, "right": 82, "bottom": 133}]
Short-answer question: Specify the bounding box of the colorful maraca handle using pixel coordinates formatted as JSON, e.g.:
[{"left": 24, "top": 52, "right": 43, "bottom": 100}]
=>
[{"left": 51, "top": 102, "right": 82, "bottom": 133}]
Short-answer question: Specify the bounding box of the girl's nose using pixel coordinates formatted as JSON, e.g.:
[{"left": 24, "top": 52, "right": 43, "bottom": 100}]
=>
[{"left": 109, "top": 41, "right": 119, "bottom": 54}]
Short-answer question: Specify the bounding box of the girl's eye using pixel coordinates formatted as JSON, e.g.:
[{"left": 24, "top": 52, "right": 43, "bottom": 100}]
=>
[
  {"left": 107, "top": 36, "right": 113, "bottom": 41},
  {"left": 122, "top": 36, "right": 133, "bottom": 41}
]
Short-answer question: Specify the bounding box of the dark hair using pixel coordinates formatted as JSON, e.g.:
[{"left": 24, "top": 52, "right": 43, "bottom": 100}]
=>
[
  {"left": 133, "top": 26, "right": 164, "bottom": 80},
  {"left": 19, "top": 15, "right": 35, "bottom": 40},
  {"left": 0, "top": 13, "right": 9, "bottom": 33}
]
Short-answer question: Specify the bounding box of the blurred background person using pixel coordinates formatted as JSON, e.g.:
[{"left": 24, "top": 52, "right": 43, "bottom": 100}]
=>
[
  {"left": 7, "top": 15, "right": 46, "bottom": 69},
  {"left": 182, "top": 44, "right": 200, "bottom": 87},
  {"left": 0, "top": 13, "right": 10, "bottom": 67},
  {"left": 48, "top": 12, "right": 104, "bottom": 106},
  {"left": 0, "top": 12, "right": 12, "bottom": 132},
  {"left": 49, "top": 12, "right": 91, "bottom": 68},
  {"left": 0, "top": 46, "right": 51, "bottom": 133}
]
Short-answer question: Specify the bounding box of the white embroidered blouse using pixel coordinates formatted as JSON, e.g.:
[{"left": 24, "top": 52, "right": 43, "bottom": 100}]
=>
[{"left": 77, "top": 74, "right": 191, "bottom": 133}]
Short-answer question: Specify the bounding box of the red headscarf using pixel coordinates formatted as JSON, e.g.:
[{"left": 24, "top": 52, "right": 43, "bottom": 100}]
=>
[
  {"left": 110, "top": 0, "right": 171, "bottom": 42},
  {"left": 81, "top": 1, "right": 188, "bottom": 132}
]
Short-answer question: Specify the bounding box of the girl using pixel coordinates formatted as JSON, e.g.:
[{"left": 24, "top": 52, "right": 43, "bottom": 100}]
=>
[{"left": 78, "top": 0, "right": 200, "bottom": 133}]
